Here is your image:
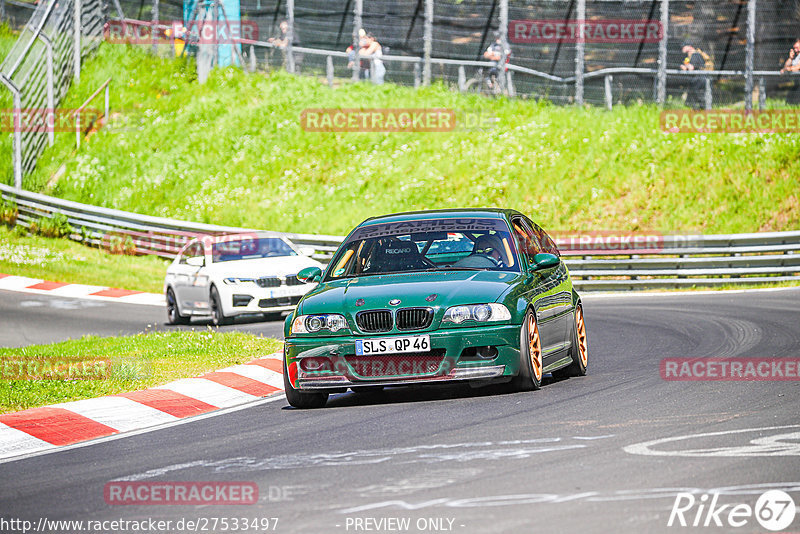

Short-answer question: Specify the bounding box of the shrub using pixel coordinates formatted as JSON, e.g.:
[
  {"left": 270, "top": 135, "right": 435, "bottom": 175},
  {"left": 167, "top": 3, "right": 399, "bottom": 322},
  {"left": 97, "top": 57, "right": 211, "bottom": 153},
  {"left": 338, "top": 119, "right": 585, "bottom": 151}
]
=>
[
  {"left": 0, "top": 198, "right": 18, "bottom": 227},
  {"left": 29, "top": 212, "right": 72, "bottom": 238}
]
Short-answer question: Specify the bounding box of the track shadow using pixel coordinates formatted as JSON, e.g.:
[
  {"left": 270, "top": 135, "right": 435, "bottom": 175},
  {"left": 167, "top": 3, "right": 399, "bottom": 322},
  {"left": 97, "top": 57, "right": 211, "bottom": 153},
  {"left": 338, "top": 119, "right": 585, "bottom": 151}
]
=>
[{"left": 282, "top": 375, "right": 562, "bottom": 410}]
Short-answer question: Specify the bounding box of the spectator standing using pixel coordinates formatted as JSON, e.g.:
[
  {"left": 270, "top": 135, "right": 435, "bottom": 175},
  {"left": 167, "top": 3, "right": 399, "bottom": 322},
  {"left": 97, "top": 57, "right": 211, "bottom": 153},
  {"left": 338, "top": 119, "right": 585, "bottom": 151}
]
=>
[
  {"left": 268, "top": 20, "right": 303, "bottom": 72},
  {"left": 680, "top": 43, "right": 706, "bottom": 109},
  {"left": 360, "top": 32, "right": 385, "bottom": 84},
  {"left": 780, "top": 39, "right": 800, "bottom": 104},
  {"left": 347, "top": 28, "right": 367, "bottom": 73},
  {"left": 483, "top": 32, "right": 511, "bottom": 90}
]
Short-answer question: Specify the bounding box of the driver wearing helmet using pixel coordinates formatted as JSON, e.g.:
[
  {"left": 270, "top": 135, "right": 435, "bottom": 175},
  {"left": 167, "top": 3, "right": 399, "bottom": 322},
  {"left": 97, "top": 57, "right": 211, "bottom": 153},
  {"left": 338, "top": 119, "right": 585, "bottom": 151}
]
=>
[{"left": 474, "top": 234, "right": 505, "bottom": 266}]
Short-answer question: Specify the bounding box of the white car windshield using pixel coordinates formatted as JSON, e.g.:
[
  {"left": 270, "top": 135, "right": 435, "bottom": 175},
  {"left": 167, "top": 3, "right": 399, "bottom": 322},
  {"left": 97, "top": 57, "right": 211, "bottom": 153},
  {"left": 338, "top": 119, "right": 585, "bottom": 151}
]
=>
[{"left": 212, "top": 238, "right": 297, "bottom": 262}]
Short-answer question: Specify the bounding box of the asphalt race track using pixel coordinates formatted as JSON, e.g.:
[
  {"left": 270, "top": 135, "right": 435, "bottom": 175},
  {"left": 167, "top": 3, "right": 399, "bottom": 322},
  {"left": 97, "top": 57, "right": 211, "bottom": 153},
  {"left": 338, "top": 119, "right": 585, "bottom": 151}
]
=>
[
  {"left": 0, "top": 289, "right": 285, "bottom": 347},
  {"left": 1, "top": 287, "right": 799, "bottom": 533}
]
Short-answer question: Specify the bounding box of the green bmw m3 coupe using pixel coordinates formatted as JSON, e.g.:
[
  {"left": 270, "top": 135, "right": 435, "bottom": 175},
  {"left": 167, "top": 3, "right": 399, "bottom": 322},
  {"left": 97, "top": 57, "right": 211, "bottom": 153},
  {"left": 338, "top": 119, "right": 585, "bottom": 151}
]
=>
[{"left": 282, "top": 208, "right": 588, "bottom": 408}]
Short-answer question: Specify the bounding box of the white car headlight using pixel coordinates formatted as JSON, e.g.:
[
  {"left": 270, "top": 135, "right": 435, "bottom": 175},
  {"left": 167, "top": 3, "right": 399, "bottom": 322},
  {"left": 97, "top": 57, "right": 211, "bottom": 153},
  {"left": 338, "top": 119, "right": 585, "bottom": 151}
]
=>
[
  {"left": 291, "top": 314, "right": 349, "bottom": 334},
  {"left": 223, "top": 277, "right": 256, "bottom": 285},
  {"left": 443, "top": 303, "right": 511, "bottom": 324}
]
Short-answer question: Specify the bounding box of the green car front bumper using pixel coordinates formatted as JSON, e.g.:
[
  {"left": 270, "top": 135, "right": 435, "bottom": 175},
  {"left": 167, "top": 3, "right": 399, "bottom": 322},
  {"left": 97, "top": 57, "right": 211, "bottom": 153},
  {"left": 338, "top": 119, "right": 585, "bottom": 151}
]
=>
[{"left": 284, "top": 324, "right": 522, "bottom": 390}]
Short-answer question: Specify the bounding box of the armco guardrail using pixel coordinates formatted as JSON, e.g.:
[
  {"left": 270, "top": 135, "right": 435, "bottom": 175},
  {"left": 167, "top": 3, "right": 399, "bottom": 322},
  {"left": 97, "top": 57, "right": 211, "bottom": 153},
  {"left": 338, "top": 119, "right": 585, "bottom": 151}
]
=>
[
  {"left": 0, "top": 183, "right": 343, "bottom": 260},
  {"left": 2, "top": 183, "right": 799, "bottom": 291}
]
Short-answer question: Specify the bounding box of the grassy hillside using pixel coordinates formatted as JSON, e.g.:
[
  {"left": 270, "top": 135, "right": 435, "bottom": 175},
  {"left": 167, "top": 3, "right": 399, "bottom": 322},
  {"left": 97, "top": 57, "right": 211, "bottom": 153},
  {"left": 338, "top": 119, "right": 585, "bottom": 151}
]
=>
[{"left": 6, "top": 42, "right": 800, "bottom": 235}]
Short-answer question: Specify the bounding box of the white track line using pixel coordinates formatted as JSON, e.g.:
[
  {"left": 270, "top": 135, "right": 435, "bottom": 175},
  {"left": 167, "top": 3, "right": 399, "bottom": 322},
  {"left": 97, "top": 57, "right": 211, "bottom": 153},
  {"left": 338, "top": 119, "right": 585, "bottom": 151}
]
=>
[{"left": 582, "top": 285, "right": 800, "bottom": 299}]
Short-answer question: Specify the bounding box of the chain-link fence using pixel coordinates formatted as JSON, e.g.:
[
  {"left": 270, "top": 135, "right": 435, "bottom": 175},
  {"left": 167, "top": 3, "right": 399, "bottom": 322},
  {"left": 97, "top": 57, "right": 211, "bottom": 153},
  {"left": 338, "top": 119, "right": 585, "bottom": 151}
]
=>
[
  {"left": 107, "top": 0, "right": 798, "bottom": 107},
  {"left": 1, "top": 0, "right": 105, "bottom": 187},
  {"left": 3, "top": 0, "right": 800, "bottom": 187},
  {"left": 1, "top": 0, "right": 38, "bottom": 29}
]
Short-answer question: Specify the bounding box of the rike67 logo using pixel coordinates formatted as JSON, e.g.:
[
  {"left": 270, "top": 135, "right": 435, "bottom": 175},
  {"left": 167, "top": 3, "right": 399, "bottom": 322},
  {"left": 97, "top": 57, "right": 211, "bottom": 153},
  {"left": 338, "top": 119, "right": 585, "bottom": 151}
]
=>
[{"left": 668, "top": 490, "right": 797, "bottom": 530}]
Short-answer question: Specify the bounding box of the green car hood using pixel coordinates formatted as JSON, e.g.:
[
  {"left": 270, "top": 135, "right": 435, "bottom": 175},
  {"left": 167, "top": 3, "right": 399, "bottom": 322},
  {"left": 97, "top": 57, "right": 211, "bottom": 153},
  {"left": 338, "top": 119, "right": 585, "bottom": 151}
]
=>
[{"left": 298, "top": 270, "right": 522, "bottom": 317}]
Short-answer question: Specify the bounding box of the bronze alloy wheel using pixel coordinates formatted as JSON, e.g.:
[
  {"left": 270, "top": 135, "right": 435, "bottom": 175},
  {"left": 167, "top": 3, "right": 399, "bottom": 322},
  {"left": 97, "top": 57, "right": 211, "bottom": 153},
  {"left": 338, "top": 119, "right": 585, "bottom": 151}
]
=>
[
  {"left": 527, "top": 312, "right": 543, "bottom": 382},
  {"left": 575, "top": 304, "right": 588, "bottom": 368}
]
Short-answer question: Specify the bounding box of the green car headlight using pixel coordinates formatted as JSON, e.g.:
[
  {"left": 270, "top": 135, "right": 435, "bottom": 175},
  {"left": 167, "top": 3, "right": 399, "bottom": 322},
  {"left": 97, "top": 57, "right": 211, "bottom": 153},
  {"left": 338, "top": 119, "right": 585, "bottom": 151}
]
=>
[
  {"left": 442, "top": 303, "right": 511, "bottom": 324},
  {"left": 291, "top": 314, "right": 349, "bottom": 334}
]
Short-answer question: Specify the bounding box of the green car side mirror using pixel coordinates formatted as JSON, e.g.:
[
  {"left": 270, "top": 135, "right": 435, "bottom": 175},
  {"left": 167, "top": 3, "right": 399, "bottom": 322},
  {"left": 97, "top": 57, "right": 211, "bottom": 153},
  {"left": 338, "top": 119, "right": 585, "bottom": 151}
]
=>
[
  {"left": 532, "top": 253, "right": 560, "bottom": 270},
  {"left": 297, "top": 266, "right": 323, "bottom": 284}
]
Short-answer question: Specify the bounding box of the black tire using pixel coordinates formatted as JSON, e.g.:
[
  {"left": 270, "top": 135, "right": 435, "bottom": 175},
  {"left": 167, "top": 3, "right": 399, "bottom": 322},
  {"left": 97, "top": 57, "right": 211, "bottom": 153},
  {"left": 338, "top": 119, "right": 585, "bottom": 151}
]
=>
[
  {"left": 351, "top": 385, "right": 384, "bottom": 394},
  {"left": 210, "top": 286, "right": 232, "bottom": 326},
  {"left": 166, "top": 288, "right": 190, "bottom": 325},
  {"left": 553, "top": 303, "right": 588, "bottom": 378},
  {"left": 510, "top": 309, "right": 543, "bottom": 391},
  {"left": 283, "top": 358, "right": 329, "bottom": 409}
]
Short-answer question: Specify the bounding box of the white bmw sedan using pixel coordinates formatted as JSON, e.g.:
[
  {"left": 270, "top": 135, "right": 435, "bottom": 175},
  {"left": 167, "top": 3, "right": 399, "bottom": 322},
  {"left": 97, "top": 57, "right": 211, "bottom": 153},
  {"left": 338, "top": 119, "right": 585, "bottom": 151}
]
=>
[{"left": 165, "top": 233, "right": 325, "bottom": 326}]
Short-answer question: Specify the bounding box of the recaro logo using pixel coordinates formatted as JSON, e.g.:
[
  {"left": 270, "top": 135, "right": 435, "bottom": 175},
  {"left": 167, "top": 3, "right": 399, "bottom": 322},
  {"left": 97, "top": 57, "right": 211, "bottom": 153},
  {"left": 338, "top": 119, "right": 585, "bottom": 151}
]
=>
[{"left": 668, "top": 490, "right": 796, "bottom": 530}]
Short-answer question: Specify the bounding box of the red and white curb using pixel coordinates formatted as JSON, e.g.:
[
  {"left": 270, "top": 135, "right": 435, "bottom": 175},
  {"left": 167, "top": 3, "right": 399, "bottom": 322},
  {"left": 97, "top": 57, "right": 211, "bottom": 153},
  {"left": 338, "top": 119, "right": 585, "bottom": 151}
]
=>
[
  {"left": 0, "top": 273, "right": 164, "bottom": 306},
  {"left": 0, "top": 352, "right": 285, "bottom": 461}
]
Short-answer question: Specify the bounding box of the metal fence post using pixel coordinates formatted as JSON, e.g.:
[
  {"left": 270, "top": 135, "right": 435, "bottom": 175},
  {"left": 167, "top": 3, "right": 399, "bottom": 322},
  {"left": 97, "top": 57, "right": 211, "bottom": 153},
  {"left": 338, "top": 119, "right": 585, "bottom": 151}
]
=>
[
  {"left": 0, "top": 74, "right": 22, "bottom": 188},
  {"left": 457, "top": 65, "right": 465, "bottom": 92},
  {"left": 604, "top": 74, "right": 613, "bottom": 110},
  {"left": 758, "top": 76, "right": 766, "bottom": 110},
  {"left": 286, "top": 0, "right": 295, "bottom": 74},
  {"left": 423, "top": 0, "right": 432, "bottom": 86},
  {"left": 352, "top": 0, "right": 362, "bottom": 82},
  {"left": 12, "top": 90, "right": 21, "bottom": 187},
  {"left": 498, "top": 0, "right": 508, "bottom": 92},
  {"left": 574, "top": 0, "right": 585, "bottom": 105},
  {"left": 414, "top": 61, "right": 421, "bottom": 88},
  {"left": 704, "top": 76, "right": 712, "bottom": 109},
  {"left": 250, "top": 45, "right": 256, "bottom": 72},
  {"left": 151, "top": 0, "right": 159, "bottom": 55},
  {"left": 745, "top": 0, "right": 755, "bottom": 112},
  {"left": 326, "top": 55, "right": 334, "bottom": 87},
  {"left": 37, "top": 33, "right": 55, "bottom": 146},
  {"left": 657, "top": 0, "right": 669, "bottom": 105},
  {"left": 74, "top": 0, "right": 81, "bottom": 81}
]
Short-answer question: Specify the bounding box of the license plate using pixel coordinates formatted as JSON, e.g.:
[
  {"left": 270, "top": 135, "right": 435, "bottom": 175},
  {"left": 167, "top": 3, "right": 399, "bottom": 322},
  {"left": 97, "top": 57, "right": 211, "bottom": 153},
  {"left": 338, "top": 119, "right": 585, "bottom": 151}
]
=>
[
  {"left": 355, "top": 335, "right": 431, "bottom": 356},
  {"left": 268, "top": 286, "right": 305, "bottom": 298}
]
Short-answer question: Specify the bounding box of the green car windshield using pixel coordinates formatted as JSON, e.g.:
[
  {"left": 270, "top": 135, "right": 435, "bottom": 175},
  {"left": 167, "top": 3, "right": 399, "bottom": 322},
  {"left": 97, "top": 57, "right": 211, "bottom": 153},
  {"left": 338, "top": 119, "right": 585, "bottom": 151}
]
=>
[{"left": 326, "top": 218, "right": 520, "bottom": 279}]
